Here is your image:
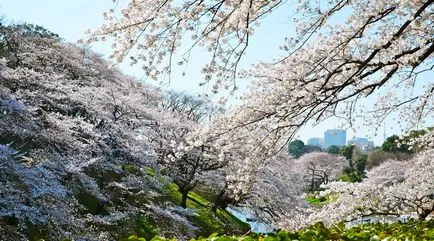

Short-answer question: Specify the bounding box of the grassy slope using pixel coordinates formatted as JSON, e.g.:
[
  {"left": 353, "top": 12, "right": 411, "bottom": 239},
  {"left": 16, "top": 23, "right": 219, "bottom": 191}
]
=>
[
  {"left": 163, "top": 183, "right": 251, "bottom": 237},
  {"left": 118, "top": 166, "right": 250, "bottom": 240}
]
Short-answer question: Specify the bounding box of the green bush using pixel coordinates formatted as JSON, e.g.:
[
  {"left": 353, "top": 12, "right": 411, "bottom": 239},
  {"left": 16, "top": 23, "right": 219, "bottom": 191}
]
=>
[{"left": 129, "top": 219, "right": 434, "bottom": 241}]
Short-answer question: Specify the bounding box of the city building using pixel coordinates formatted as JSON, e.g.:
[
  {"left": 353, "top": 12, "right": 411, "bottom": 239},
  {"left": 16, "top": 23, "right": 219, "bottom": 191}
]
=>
[
  {"left": 307, "top": 137, "right": 324, "bottom": 148},
  {"left": 324, "top": 129, "right": 346, "bottom": 148},
  {"left": 348, "top": 137, "right": 375, "bottom": 153}
]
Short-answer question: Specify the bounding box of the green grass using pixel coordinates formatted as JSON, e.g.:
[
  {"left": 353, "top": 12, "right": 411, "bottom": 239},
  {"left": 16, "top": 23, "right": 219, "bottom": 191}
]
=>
[
  {"left": 162, "top": 183, "right": 182, "bottom": 204},
  {"left": 188, "top": 191, "right": 211, "bottom": 207},
  {"left": 120, "top": 164, "right": 143, "bottom": 176},
  {"left": 306, "top": 195, "right": 328, "bottom": 205},
  {"left": 118, "top": 216, "right": 160, "bottom": 241},
  {"left": 216, "top": 209, "right": 251, "bottom": 233}
]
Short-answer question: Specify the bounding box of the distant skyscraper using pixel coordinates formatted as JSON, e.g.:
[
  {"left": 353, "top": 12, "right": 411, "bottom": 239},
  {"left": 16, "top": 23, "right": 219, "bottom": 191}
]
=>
[
  {"left": 348, "top": 137, "right": 375, "bottom": 153},
  {"left": 324, "top": 129, "right": 346, "bottom": 148},
  {"left": 307, "top": 138, "right": 323, "bottom": 148}
]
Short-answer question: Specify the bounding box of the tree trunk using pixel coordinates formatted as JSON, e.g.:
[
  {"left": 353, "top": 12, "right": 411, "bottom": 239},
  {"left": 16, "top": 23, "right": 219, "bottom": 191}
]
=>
[
  {"left": 211, "top": 203, "right": 218, "bottom": 213},
  {"left": 180, "top": 189, "right": 189, "bottom": 208},
  {"left": 418, "top": 206, "right": 434, "bottom": 220},
  {"left": 212, "top": 199, "right": 228, "bottom": 213},
  {"left": 212, "top": 189, "right": 230, "bottom": 213},
  {"left": 311, "top": 170, "right": 316, "bottom": 191}
]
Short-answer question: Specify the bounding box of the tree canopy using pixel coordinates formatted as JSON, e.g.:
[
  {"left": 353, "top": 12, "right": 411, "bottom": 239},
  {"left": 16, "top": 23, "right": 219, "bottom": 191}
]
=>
[
  {"left": 381, "top": 135, "right": 409, "bottom": 153},
  {"left": 287, "top": 139, "right": 305, "bottom": 158},
  {"left": 86, "top": 0, "right": 434, "bottom": 160},
  {"left": 327, "top": 145, "right": 340, "bottom": 154}
]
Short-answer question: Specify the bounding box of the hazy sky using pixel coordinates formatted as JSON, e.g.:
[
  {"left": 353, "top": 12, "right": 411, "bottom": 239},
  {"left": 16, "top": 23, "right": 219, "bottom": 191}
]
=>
[{"left": 0, "top": 0, "right": 420, "bottom": 146}]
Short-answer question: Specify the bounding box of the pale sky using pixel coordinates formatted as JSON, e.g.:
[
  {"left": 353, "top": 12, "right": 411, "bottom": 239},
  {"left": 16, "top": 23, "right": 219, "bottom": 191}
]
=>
[{"left": 0, "top": 0, "right": 425, "bottom": 146}]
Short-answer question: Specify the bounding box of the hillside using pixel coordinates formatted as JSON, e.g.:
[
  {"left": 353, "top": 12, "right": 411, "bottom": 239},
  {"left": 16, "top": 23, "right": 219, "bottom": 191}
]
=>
[{"left": 0, "top": 23, "right": 248, "bottom": 241}]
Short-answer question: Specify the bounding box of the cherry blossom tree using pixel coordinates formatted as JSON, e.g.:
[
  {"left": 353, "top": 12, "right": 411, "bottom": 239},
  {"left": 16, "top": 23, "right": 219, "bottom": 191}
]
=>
[
  {"left": 160, "top": 91, "right": 224, "bottom": 123},
  {"left": 153, "top": 126, "right": 229, "bottom": 208},
  {"left": 242, "top": 152, "right": 310, "bottom": 229},
  {"left": 84, "top": 0, "right": 290, "bottom": 90},
  {"left": 87, "top": 0, "right": 433, "bottom": 112},
  {"left": 295, "top": 152, "right": 348, "bottom": 191},
  {"left": 216, "top": 151, "right": 346, "bottom": 230},
  {"left": 149, "top": 92, "right": 228, "bottom": 208},
  {"left": 309, "top": 150, "right": 434, "bottom": 225}
]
